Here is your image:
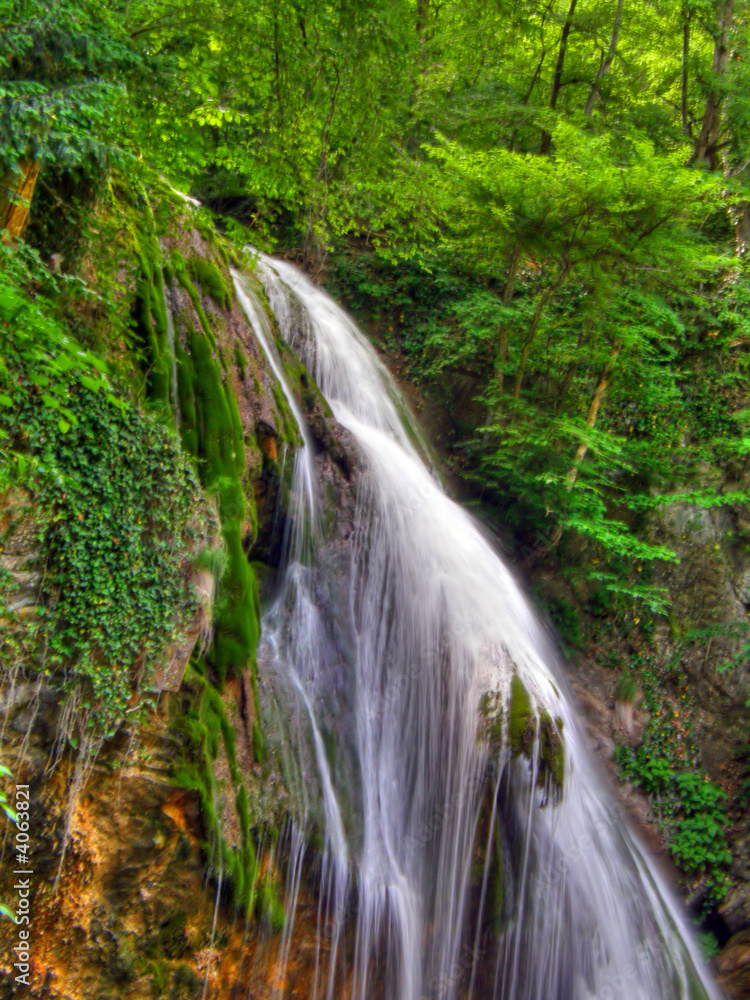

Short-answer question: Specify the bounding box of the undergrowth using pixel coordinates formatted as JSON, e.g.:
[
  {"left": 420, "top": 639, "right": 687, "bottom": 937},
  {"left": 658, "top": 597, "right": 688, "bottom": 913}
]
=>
[
  {"left": 615, "top": 659, "right": 732, "bottom": 913},
  {"left": 0, "top": 254, "right": 214, "bottom": 737}
]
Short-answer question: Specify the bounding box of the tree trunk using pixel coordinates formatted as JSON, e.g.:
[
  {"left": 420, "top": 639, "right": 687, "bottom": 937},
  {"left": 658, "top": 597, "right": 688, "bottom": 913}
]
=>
[
  {"left": 416, "top": 0, "right": 429, "bottom": 40},
  {"left": 681, "top": 11, "right": 690, "bottom": 134},
  {"left": 547, "top": 337, "right": 621, "bottom": 549},
  {"left": 554, "top": 324, "right": 592, "bottom": 414},
  {"left": 513, "top": 286, "right": 554, "bottom": 398},
  {"left": 565, "top": 338, "right": 621, "bottom": 488},
  {"left": 510, "top": 3, "right": 551, "bottom": 151},
  {"left": 513, "top": 259, "right": 571, "bottom": 398},
  {"left": 0, "top": 160, "right": 39, "bottom": 243},
  {"left": 584, "top": 0, "right": 623, "bottom": 117},
  {"left": 503, "top": 241, "right": 521, "bottom": 308},
  {"left": 304, "top": 64, "right": 340, "bottom": 273},
  {"left": 692, "top": 0, "right": 734, "bottom": 169},
  {"left": 731, "top": 202, "right": 750, "bottom": 256},
  {"left": 540, "top": 0, "right": 578, "bottom": 154}
]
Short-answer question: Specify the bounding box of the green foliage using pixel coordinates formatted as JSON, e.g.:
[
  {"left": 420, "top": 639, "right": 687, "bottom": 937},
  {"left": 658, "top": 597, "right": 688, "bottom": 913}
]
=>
[
  {"left": 616, "top": 664, "right": 731, "bottom": 912},
  {"left": 234, "top": 342, "right": 246, "bottom": 380},
  {"left": 0, "top": 268, "right": 211, "bottom": 733},
  {"left": 0, "top": 0, "right": 139, "bottom": 173},
  {"left": 0, "top": 262, "right": 112, "bottom": 443},
  {"left": 173, "top": 668, "right": 269, "bottom": 914}
]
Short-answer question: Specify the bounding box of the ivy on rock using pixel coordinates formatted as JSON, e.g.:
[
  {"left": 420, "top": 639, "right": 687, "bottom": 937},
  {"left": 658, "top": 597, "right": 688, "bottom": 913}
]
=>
[{"left": 0, "top": 276, "right": 213, "bottom": 734}]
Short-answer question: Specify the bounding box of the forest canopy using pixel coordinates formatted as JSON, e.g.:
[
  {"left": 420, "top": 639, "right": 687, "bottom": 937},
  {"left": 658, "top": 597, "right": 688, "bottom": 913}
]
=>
[{"left": 2, "top": 0, "right": 750, "bottom": 610}]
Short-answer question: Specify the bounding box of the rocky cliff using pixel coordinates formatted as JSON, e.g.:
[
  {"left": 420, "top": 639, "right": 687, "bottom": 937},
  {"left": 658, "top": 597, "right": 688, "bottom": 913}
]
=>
[{"left": 0, "top": 189, "right": 359, "bottom": 999}]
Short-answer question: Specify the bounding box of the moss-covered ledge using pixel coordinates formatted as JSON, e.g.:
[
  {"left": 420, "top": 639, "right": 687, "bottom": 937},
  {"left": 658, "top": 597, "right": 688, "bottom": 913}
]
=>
[{"left": 480, "top": 674, "right": 565, "bottom": 802}]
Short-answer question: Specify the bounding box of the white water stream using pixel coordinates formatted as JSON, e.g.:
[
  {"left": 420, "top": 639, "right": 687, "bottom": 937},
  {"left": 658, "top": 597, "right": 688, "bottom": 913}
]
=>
[{"left": 233, "top": 256, "right": 720, "bottom": 1000}]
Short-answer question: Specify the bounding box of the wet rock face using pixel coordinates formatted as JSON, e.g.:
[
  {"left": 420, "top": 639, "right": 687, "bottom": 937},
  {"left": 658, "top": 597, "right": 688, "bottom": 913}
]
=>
[
  {"left": 0, "top": 693, "right": 335, "bottom": 1000},
  {"left": 0, "top": 210, "right": 370, "bottom": 999},
  {"left": 717, "top": 930, "right": 750, "bottom": 997},
  {"left": 0, "top": 456, "right": 363, "bottom": 1000},
  {"left": 649, "top": 501, "right": 750, "bottom": 717}
]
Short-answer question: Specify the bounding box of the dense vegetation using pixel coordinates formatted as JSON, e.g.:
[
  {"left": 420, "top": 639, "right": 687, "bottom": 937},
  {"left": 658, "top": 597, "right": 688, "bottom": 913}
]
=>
[
  {"left": 2, "top": 0, "right": 750, "bottom": 937},
  {"left": 2, "top": 0, "right": 749, "bottom": 604}
]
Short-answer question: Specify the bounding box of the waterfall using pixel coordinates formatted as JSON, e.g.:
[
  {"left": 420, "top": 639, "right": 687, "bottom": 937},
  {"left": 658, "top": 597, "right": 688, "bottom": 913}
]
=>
[{"left": 233, "top": 257, "right": 720, "bottom": 1000}]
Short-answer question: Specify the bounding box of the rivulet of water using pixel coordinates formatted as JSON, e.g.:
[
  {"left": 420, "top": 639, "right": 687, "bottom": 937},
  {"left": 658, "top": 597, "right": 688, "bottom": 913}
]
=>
[{"left": 233, "top": 258, "right": 719, "bottom": 1000}]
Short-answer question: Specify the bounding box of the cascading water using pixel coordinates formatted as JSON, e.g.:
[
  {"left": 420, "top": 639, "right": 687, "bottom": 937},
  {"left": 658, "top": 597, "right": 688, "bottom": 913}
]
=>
[{"left": 233, "top": 256, "right": 720, "bottom": 1000}]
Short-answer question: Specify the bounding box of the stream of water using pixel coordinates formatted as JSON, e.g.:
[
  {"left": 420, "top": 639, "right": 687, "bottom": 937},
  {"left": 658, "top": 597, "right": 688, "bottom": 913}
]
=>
[{"left": 233, "top": 257, "right": 719, "bottom": 1000}]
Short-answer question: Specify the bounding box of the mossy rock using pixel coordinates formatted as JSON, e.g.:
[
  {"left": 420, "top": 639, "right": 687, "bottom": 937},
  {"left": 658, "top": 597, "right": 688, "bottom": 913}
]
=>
[
  {"left": 170, "top": 964, "right": 203, "bottom": 1000},
  {"left": 480, "top": 689, "right": 505, "bottom": 748},
  {"left": 234, "top": 342, "right": 247, "bottom": 379},
  {"left": 156, "top": 912, "right": 190, "bottom": 960},
  {"left": 481, "top": 678, "right": 565, "bottom": 800},
  {"left": 538, "top": 711, "right": 565, "bottom": 799},
  {"left": 187, "top": 255, "right": 232, "bottom": 310},
  {"left": 508, "top": 675, "right": 534, "bottom": 757}
]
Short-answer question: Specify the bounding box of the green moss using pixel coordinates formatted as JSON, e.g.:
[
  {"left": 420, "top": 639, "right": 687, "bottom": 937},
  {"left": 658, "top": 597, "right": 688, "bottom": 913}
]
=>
[
  {"left": 508, "top": 675, "right": 534, "bottom": 757},
  {"left": 213, "top": 523, "right": 260, "bottom": 685},
  {"left": 157, "top": 913, "right": 189, "bottom": 960},
  {"left": 614, "top": 673, "right": 638, "bottom": 703},
  {"left": 134, "top": 247, "right": 173, "bottom": 409},
  {"left": 176, "top": 341, "right": 198, "bottom": 454},
  {"left": 236, "top": 784, "right": 251, "bottom": 840},
  {"left": 538, "top": 712, "right": 565, "bottom": 797},
  {"left": 173, "top": 669, "right": 261, "bottom": 914},
  {"left": 216, "top": 242, "right": 230, "bottom": 268},
  {"left": 225, "top": 379, "right": 246, "bottom": 475},
  {"left": 276, "top": 333, "right": 333, "bottom": 420},
  {"left": 171, "top": 965, "right": 202, "bottom": 999},
  {"left": 188, "top": 329, "right": 243, "bottom": 483},
  {"left": 259, "top": 871, "right": 285, "bottom": 931},
  {"left": 204, "top": 682, "right": 238, "bottom": 777},
  {"left": 126, "top": 200, "right": 179, "bottom": 414},
  {"left": 181, "top": 341, "right": 259, "bottom": 683},
  {"left": 194, "top": 210, "right": 217, "bottom": 244},
  {"left": 482, "top": 680, "right": 564, "bottom": 797},
  {"left": 145, "top": 958, "right": 170, "bottom": 998},
  {"left": 271, "top": 382, "right": 302, "bottom": 447},
  {"left": 234, "top": 342, "right": 247, "bottom": 380},
  {"left": 174, "top": 256, "right": 216, "bottom": 347},
  {"left": 187, "top": 256, "right": 232, "bottom": 310},
  {"left": 163, "top": 217, "right": 270, "bottom": 921}
]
